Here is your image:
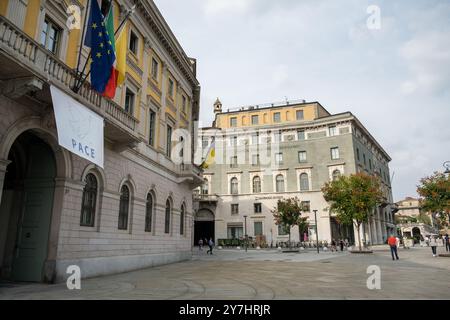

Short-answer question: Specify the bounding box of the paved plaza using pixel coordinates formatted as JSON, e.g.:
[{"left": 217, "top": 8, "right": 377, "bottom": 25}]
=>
[{"left": 0, "top": 246, "right": 449, "bottom": 300}]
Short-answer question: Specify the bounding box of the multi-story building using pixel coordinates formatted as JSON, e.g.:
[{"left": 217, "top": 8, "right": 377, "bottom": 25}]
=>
[
  {"left": 0, "top": 0, "right": 202, "bottom": 283},
  {"left": 395, "top": 197, "right": 439, "bottom": 242},
  {"left": 195, "top": 99, "right": 395, "bottom": 247}
]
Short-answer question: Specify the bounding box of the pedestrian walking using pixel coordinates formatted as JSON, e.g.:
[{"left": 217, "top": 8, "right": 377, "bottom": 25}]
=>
[
  {"left": 207, "top": 238, "right": 214, "bottom": 255},
  {"left": 445, "top": 234, "right": 449, "bottom": 252},
  {"left": 330, "top": 239, "right": 337, "bottom": 252},
  {"left": 198, "top": 239, "right": 203, "bottom": 251},
  {"left": 430, "top": 235, "right": 438, "bottom": 257},
  {"left": 388, "top": 234, "right": 399, "bottom": 260},
  {"left": 339, "top": 239, "right": 344, "bottom": 252}
]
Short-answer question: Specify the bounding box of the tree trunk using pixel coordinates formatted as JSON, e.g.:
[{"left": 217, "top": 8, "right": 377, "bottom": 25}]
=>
[
  {"left": 288, "top": 227, "right": 291, "bottom": 249},
  {"left": 356, "top": 223, "right": 362, "bottom": 252}
]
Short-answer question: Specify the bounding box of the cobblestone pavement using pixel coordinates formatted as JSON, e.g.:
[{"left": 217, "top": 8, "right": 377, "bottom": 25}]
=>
[{"left": 0, "top": 246, "right": 449, "bottom": 300}]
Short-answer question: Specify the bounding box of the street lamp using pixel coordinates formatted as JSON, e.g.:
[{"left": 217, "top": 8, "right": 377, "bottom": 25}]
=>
[
  {"left": 313, "top": 210, "right": 319, "bottom": 254},
  {"left": 243, "top": 215, "right": 248, "bottom": 252},
  {"left": 443, "top": 161, "right": 450, "bottom": 175}
]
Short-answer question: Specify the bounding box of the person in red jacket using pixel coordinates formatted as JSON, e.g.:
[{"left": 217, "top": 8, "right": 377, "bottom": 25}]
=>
[{"left": 388, "top": 235, "right": 399, "bottom": 260}]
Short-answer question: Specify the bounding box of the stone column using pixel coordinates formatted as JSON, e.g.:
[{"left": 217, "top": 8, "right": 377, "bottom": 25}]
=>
[{"left": 158, "top": 62, "right": 168, "bottom": 154}]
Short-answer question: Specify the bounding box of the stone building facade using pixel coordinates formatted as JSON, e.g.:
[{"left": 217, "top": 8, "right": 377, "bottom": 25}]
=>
[
  {"left": 0, "top": 0, "right": 202, "bottom": 283},
  {"left": 195, "top": 99, "right": 395, "bottom": 247}
]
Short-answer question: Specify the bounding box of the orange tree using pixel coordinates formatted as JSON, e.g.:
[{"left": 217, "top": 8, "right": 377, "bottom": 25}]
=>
[
  {"left": 322, "top": 173, "right": 382, "bottom": 251},
  {"left": 272, "top": 197, "right": 308, "bottom": 249},
  {"left": 417, "top": 172, "right": 450, "bottom": 229}
]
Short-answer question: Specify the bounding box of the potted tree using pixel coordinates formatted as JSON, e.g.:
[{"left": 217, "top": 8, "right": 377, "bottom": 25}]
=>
[{"left": 322, "top": 173, "right": 383, "bottom": 253}]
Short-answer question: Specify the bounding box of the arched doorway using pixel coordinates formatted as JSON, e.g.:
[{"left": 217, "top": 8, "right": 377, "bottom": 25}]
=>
[
  {"left": 412, "top": 227, "right": 422, "bottom": 244},
  {"left": 0, "top": 131, "right": 56, "bottom": 282},
  {"left": 194, "top": 209, "right": 214, "bottom": 245}
]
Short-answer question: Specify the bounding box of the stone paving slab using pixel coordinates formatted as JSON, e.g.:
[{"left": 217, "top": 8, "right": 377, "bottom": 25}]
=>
[{"left": 0, "top": 247, "right": 449, "bottom": 300}]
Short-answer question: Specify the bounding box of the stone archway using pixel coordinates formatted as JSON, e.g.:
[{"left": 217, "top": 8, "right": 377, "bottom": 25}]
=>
[
  {"left": 194, "top": 208, "right": 215, "bottom": 246},
  {"left": 0, "top": 118, "right": 70, "bottom": 282}
]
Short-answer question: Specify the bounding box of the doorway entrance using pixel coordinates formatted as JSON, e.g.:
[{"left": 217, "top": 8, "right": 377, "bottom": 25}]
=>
[
  {"left": 194, "top": 209, "right": 214, "bottom": 245},
  {"left": 0, "top": 131, "right": 56, "bottom": 282}
]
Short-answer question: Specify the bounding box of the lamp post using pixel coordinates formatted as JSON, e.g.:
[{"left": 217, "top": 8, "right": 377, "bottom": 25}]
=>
[
  {"left": 444, "top": 161, "right": 450, "bottom": 175},
  {"left": 243, "top": 215, "right": 248, "bottom": 252},
  {"left": 313, "top": 210, "right": 319, "bottom": 254}
]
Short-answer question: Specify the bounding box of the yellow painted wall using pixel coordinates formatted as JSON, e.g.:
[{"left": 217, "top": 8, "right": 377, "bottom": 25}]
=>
[
  {"left": 23, "top": 0, "right": 41, "bottom": 38},
  {"left": 216, "top": 103, "right": 320, "bottom": 129},
  {"left": 0, "top": 0, "right": 9, "bottom": 16}
]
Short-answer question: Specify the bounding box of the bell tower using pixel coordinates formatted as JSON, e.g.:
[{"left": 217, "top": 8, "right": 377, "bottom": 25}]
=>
[{"left": 213, "top": 98, "right": 222, "bottom": 114}]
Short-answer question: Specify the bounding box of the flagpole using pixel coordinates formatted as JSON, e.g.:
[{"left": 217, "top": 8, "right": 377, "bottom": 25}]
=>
[
  {"left": 74, "top": 5, "right": 135, "bottom": 93},
  {"left": 73, "top": 0, "right": 91, "bottom": 93}
]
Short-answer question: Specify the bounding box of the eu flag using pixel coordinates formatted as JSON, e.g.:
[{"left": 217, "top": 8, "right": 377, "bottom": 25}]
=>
[{"left": 84, "top": 0, "right": 116, "bottom": 94}]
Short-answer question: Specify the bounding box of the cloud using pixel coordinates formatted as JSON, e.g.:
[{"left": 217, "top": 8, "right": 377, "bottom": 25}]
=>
[
  {"left": 400, "top": 31, "right": 450, "bottom": 94},
  {"left": 203, "top": 0, "right": 255, "bottom": 16}
]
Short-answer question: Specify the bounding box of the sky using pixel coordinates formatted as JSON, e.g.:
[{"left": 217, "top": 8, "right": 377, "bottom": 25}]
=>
[{"left": 154, "top": 0, "right": 450, "bottom": 201}]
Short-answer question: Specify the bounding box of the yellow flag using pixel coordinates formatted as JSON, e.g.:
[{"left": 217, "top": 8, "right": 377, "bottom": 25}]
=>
[
  {"left": 115, "top": 24, "right": 127, "bottom": 86},
  {"left": 201, "top": 139, "right": 215, "bottom": 169}
]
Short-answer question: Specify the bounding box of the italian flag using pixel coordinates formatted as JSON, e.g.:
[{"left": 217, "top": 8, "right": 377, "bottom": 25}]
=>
[{"left": 102, "top": 6, "right": 127, "bottom": 98}]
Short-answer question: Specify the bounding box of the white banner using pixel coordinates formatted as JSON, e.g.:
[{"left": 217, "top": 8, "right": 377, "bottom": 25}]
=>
[{"left": 51, "top": 85, "right": 104, "bottom": 168}]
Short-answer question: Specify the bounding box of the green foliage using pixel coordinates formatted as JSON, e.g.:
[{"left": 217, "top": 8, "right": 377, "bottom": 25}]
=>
[
  {"left": 417, "top": 212, "right": 431, "bottom": 225},
  {"left": 272, "top": 197, "right": 309, "bottom": 246},
  {"left": 322, "top": 173, "right": 383, "bottom": 226},
  {"left": 322, "top": 173, "right": 383, "bottom": 251},
  {"left": 417, "top": 172, "right": 450, "bottom": 226}
]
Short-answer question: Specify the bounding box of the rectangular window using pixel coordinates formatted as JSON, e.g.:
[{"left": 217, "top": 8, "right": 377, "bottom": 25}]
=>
[
  {"left": 124, "top": 88, "right": 135, "bottom": 114},
  {"left": 296, "top": 110, "right": 304, "bottom": 120},
  {"left": 230, "top": 156, "right": 238, "bottom": 168},
  {"left": 230, "top": 135, "right": 237, "bottom": 146},
  {"left": 357, "top": 148, "right": 360, "bottom": 161},
  {"left": 202, "top": 137, "right": 209, "bottom": 149},
  {"left": 273, "top": 112, "right": 281, "bottom": 123},
  {"left": 227, "top": 225, "right": 243, "bottom": 239},
  {"left": 151, "top": 58, "right": 158, "bottom": 80},
  {"left": 298, "top": 151, "right": 307, "bottom": 163},
  {"left": 369, "top": 159, "right": 372, "bottom": 170},
  {"left": 278, "top": 224, "right": 287, "bottom": 236},
  {"left": 274, "top": 131, "right": 282, "bottom": 143},
  {"left": 149, "top": 110, "right": 156, "bottom": 146},
  {"left": 252, "top": 154, "right": 260, "bottom": 166},
  {"left": 168, "top": 78, "right": 174, "bottom": 98},
  {"left": 231, "top": 204, "right": 239, "bottom": 215},
  {"left": 230, "top": 117, "right": 237, "bottom": 127},
  {"left": 129, "top": 30, "right": 138, "bottom": 55},
  {"left": 254, "top": 203, "right": 262, "bottom": 213},
  {"left": 275, "top": 153, "right": 283, "bottom": 165},
  {"left": 251, "top": 115, "right": 259, "bottom": 125},
  {"left": 331, "top": 147, "right": 340, "bottom": 160},
  {"left": 254, "top": 222, "right": 263, "bottom": 236},
  {"left": 166, "top": 125, "right": 172, "bottom": 158},
  {"left": 252, "top": 133, "right": 259, "bottom": 145},
  {"left": 329, "top": 126, "right": 337, "bottom": 136},
  {"left": 182, "top": 96, "right": 187, "bottom": 113},
  {"left": 301, "top": 201, "right": 311, "bottom": 212},
  {"left": 297, "top": 130, "right": 305, "bottom": 140},
  {"left": 40, "top": 17, "right": 61, "bottom": 54},
  {"left": 363, "top": 154, "right": 366, "bottom": 166}
]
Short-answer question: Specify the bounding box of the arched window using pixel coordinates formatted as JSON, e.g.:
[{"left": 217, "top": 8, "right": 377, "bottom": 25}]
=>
[
  {"left": 80, "top": 173, "right": 98, "bottom": 226},
  {"left": 202, "top": 178, "right": 209, "bottom": 195},
  {"left": 299, "top": 173, "right": 309, "bottom": 191},
  {"left": 118, "top": 185, "right": 130, "bottom": 230},
  {"left": 145, "top": 193, "right": 153, "bottom": 232},
  {"left": 276, "top": 174, "right": 285, "bottom": 192},
  {"left": 230, "top": 177, "right": 239, "bottom": 194},
  {"left": 180, "top": 204, "right": 185, "bottom": 235},
  {"left": 332, "top": 169, "right": 341, "bottom": 181},
  {"left": 252, "top": 176, "right": 261, "bottom": 193},
  {"left": 165, "top": 199, "right": 171, "bottom": 234}
]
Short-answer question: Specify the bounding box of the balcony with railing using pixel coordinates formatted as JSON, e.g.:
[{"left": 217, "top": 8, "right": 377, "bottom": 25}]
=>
[
  {"left": 178, "top": 163, "right": 204, "bottom": 187},
  {"left": 0, "top": 15, "right": 139, "bottom": 145}
]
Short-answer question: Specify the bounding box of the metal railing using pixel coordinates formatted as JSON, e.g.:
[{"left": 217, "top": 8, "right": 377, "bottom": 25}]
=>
[{"left": 0, "top": 15, "right": 138, "bottom": 133}]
